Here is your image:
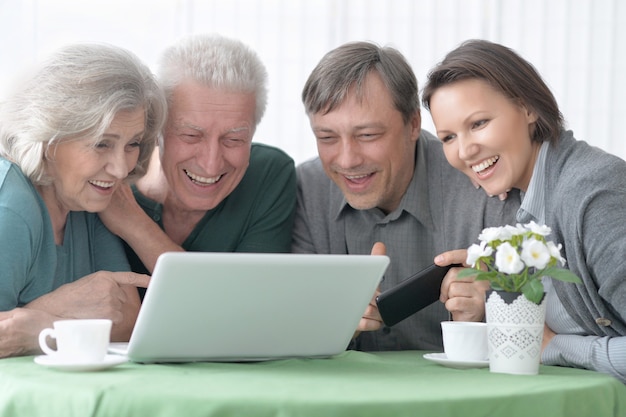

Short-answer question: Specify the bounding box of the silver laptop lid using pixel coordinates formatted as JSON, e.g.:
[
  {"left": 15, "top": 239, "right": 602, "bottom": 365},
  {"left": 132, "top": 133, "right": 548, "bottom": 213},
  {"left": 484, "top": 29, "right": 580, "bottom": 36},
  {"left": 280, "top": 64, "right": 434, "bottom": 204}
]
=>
[{"left": 125, "top": 252, "right": 389, "bottom": 363}]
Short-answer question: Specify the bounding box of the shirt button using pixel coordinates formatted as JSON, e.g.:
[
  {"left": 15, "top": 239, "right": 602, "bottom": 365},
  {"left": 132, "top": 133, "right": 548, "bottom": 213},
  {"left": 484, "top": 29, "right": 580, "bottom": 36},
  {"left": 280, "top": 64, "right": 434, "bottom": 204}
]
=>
[
  {"left": 152, "top": 214, "right": 161, "bottom": 222},
  {"left": 596, "top": 318, "right": 612, "bottom": 327}
]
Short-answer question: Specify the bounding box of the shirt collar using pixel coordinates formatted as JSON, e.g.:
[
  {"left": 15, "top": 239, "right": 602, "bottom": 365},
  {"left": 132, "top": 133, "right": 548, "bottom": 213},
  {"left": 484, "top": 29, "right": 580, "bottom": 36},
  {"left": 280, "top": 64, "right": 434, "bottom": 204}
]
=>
[{"left": 516, "top": 141, "right": 549, "bottom": 224}]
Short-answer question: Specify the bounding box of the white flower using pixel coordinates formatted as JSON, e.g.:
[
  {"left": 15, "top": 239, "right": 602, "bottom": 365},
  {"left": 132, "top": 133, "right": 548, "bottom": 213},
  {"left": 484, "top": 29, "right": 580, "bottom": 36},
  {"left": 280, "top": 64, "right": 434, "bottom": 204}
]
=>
[
  {"left": 466, "top": 241, "right": 494, "bottom": 268},
  {"left": 495, "top": 242, "right": 524, "bottom": 274},
  {"left": 506, "top": 224, "right": 527, "bottom": 237},
  {"left": 521, "top": 238, "right": 551, "bottom": 269},
  {"left": 526, "top": 221, "right": 552, "bottom": 237},
  {"left": 478, "top": 227, "right": 505, "bottom": 243},
  {"left": 546, "top": 241, "right": 567, "bottom": 266},
  {"left": 465, "top": 223, "right": 580, "bottom": 303}
]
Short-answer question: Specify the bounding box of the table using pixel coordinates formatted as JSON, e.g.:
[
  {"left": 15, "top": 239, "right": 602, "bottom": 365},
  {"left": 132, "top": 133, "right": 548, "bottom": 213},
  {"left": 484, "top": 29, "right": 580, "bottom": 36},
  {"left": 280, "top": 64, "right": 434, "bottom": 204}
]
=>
[{"left": 0, "top": 350, "right": 624, "bottom": 417}]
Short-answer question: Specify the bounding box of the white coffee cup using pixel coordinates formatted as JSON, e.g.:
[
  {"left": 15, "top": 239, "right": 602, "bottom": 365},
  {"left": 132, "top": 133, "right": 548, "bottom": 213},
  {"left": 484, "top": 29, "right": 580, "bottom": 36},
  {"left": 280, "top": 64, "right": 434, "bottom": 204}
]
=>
[
  {"left": 38, "top": 319, "right": 112, "bottom": 363},
  {"left": 441, "top": 321, "right": 488, "bottom": 361}
]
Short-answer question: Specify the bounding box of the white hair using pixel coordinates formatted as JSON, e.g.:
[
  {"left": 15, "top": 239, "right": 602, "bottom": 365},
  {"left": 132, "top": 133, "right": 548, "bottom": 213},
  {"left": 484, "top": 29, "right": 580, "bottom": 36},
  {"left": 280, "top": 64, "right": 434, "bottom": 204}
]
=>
[
  {"left": 158, "top": 33, "right": 268, "bottom": 127},
  {"left": 0, "top": 42, "right": 167, "bottom": 184}
]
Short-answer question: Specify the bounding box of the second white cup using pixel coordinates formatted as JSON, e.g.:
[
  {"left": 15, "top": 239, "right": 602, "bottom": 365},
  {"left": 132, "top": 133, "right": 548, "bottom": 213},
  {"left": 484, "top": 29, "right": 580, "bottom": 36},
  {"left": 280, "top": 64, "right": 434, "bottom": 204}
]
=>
[
  {"left": 38, "top": 319, "right": 112, "bottom": 364},
  {"left": 441, "top": 321, "right": 488, "bottom": 361}
]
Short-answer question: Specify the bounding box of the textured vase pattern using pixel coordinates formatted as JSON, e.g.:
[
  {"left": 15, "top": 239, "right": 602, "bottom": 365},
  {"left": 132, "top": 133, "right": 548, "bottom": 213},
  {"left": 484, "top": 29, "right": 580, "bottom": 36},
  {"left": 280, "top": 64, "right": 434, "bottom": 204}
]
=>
[{"left": 485, "top": 291, "right": 546, "bottom": 375}]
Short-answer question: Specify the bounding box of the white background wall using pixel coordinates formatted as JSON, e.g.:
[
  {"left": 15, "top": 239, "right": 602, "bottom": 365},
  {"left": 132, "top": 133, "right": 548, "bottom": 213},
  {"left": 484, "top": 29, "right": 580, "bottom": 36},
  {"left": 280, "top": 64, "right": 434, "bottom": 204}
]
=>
[{"left": 1, "top": 0, "right": 624, "bottom": 164}]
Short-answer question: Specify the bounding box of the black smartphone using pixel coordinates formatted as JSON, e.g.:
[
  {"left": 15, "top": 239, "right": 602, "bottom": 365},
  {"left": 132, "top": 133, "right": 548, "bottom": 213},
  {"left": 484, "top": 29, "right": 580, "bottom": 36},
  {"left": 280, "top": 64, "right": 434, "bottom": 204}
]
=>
[{"left": 376, "top": 263, "right": 459, "bottom": 327}]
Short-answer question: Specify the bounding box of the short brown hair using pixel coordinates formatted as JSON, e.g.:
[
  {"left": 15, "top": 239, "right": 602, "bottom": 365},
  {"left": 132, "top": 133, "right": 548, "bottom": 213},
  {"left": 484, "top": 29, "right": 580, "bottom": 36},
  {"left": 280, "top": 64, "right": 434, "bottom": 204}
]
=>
[
  {"left": 422, "top": 39, "right": 564, "bottom": 143},
  {"left": 302, "top": 41, "right": 419, "bottom": 124}
]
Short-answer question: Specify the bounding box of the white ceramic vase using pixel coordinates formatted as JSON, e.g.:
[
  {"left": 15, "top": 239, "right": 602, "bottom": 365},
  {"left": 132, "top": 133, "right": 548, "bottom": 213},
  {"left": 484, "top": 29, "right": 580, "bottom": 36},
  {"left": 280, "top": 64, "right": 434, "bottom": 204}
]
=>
[{"left": 485, "top": 290, "right": 546, "bottom": 375}]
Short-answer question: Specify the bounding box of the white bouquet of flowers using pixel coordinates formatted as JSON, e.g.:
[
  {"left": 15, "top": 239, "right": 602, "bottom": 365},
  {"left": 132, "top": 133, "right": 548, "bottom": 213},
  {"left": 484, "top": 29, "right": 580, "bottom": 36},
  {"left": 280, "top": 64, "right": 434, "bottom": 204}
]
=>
[{"left": 458, "top": 221, "right": 581, "bottom": 304}]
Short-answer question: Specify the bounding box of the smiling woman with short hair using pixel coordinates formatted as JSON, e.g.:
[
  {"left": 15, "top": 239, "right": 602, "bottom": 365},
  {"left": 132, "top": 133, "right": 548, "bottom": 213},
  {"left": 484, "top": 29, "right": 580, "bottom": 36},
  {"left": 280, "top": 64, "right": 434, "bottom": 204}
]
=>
[{"left": 0, "top": 42, "right": 167, "bottom": 357}]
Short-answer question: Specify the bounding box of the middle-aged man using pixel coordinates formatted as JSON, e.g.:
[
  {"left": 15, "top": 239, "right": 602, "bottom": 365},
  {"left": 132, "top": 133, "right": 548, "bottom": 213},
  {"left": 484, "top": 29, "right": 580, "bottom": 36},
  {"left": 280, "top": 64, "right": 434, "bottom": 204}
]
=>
[
  {"left": 292, "top": 41, "right": 521, "bottom": 351},
  {"left": 100, "top": 34, "right": 296, "bottom": 275}
]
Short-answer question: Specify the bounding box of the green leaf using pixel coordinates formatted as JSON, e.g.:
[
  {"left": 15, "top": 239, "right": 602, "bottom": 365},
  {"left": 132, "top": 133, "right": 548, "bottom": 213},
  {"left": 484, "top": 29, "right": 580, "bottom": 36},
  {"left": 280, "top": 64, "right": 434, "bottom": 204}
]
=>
[
  {"left": 456, "top": 269, "right": 497, "bottom": 283},
  {"left": 457, "top": 268, "right": 479, "bottom": 279},
  {"left": 542, "top": 267, "right": 582, "bottom": 284},
  {"left": 522, "top": 280, "right": 544, "bottom": 304}
]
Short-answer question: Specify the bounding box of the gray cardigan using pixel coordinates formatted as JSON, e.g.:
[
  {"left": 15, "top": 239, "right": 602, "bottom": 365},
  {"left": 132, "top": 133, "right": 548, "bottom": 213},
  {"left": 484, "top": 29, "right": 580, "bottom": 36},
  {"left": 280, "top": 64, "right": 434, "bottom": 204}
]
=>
[{"left": 547, "top": 131, "right": 626, "bottom": 381}]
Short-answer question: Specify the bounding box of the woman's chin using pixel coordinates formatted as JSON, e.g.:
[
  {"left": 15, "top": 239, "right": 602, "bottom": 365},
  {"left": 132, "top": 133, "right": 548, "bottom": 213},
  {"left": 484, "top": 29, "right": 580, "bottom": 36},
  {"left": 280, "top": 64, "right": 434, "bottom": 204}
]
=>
[{"left": 482, "top": 187, "right": 507, "bottom": 198}]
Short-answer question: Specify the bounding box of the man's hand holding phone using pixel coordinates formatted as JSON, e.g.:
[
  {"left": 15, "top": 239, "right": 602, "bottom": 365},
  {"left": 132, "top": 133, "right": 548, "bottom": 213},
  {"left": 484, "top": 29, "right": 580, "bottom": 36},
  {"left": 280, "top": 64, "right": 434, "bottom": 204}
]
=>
[
  {"left": 376, "top": 262, "right": 459, "bottom": 327},
  {"left": 375, "top": 249, "right": 488, "bottom": 327},
  {"left": 356, "top": 245, "right": 487, "bottom": 335}
]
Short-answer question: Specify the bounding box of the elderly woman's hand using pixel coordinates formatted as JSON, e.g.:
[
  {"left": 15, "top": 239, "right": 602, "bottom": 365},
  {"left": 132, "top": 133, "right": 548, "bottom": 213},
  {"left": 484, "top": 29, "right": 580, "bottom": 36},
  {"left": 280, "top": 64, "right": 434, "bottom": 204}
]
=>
[
  {"left": 0, "top": 308, "right": 57, "bottom": 358},
  {"left": 25, "top": 271, "right": 150, "bottom": 342}
]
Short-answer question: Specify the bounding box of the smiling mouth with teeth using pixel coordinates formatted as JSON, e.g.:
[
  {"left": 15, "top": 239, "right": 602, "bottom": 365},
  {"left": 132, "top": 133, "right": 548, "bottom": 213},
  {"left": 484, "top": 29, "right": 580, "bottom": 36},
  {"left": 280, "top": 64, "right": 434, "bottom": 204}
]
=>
[
  {"left": 345, "top": 173, "right": 370, "bottom": 180},
  {"left": 472, "top": 155, "right": 500, "bottom": 173},
  {"left": 184, "top": 169, "right": 222, "bottom": 185},
  {"left": 89, "top": 180, "right": 114, "bottom": 189}
]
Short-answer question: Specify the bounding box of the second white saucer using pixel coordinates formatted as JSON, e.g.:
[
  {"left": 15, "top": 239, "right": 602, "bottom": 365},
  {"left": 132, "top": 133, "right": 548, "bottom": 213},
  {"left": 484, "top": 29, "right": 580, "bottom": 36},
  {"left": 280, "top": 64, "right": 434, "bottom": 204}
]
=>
[
  {"left": 34, "top": 354, "right": 128, "bottom": 372},
  {"left": 423, "top": 352, "right": 489, "bottom": 369}
]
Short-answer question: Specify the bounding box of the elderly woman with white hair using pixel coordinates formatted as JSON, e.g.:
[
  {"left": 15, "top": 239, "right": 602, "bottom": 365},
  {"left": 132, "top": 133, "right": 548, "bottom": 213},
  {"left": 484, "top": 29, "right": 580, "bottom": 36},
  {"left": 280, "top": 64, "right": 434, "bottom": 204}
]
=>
[{"left": 0, "top": 42, "right": 167, "bottom": 357}]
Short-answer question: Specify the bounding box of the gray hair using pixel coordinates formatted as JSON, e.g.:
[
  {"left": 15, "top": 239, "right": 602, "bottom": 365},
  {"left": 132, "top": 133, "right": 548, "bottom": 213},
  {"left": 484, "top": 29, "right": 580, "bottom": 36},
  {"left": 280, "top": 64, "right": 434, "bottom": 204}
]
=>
[
  {"left": 158, "top": 33, "right": 268, "bottom": 127},
  {"left": 302, "top": 41, "right": 419, "bottom": 124},
  {"left": 0, "top": 42, "right": 167, "bottom": 185}
]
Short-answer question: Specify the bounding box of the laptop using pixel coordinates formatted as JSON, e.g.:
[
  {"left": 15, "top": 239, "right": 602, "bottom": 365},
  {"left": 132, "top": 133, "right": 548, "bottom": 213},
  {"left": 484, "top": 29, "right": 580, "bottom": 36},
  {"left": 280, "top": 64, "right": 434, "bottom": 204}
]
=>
[{"left": 109, "top": 252, "right": 389, "bottom": 363}]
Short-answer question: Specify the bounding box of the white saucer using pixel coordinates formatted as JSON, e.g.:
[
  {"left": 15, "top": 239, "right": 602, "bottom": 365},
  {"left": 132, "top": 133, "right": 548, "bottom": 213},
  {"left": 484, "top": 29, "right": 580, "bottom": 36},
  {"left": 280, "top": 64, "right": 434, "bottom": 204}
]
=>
[
  {"left": 423, "top": 352, "right": 489, "bottom": 369},
  {"left": 34, "top": 354, "right": 128, "bottom": 372}
]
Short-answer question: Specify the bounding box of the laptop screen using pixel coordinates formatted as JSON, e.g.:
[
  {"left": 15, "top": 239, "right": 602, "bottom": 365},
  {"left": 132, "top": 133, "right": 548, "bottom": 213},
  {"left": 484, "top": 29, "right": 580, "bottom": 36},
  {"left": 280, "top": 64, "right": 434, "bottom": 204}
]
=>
[{"left": 119, "top": 252, "right": 389, "bottom": 363}]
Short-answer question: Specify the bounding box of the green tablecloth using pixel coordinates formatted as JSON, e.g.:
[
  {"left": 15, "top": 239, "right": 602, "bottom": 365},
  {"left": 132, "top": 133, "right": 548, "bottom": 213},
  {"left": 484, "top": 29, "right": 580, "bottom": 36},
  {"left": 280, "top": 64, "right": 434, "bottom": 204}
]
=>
[{"left": 0, "top": 350, "right": 624, "bottom": 417}]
